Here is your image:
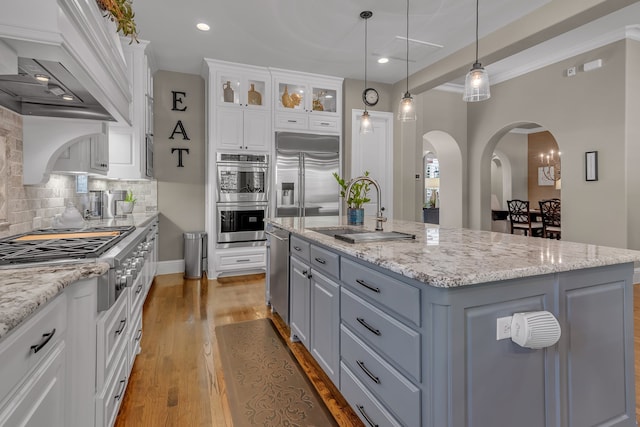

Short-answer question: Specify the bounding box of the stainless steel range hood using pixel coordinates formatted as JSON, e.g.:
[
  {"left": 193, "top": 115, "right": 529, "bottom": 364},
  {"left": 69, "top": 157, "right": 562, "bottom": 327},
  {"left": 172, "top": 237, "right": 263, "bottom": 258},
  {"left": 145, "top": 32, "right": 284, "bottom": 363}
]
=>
[{"left": 0, "top": 58, "right": 115, "bottom": 121}]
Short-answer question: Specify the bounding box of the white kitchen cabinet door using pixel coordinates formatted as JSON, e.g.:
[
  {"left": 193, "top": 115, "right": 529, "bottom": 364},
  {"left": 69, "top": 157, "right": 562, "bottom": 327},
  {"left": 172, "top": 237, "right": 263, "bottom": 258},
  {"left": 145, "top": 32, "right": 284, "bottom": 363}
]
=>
[
  {"left": 90, "top": 133, "right": 109, "bottom": 172},
  {"left": 243, "top": 109, "right": 270, "bottom": 152},
  {"left": 0, "top": 344, "right": 66, "bottom": 427},
  {"left": 216, "top": 107, "right": 244, "bottom": 151}
]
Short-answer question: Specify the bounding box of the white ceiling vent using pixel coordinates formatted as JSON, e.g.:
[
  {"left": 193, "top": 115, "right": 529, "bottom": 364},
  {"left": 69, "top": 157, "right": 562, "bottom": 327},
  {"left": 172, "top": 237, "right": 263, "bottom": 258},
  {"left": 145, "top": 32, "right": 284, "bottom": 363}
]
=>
[{"left": 374, "top": 36, "right": 443, "bottom": 63}]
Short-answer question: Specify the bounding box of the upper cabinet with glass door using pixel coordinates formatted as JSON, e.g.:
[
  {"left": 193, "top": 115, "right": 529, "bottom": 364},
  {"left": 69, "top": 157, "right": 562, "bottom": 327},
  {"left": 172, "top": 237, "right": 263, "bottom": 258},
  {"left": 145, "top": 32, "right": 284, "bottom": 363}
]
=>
[
  {"left": 271, "top": 69, "right": 343, "bottom": 134},
  {"left": 216, "top": 65, "right": 270, "bottom": 110}
]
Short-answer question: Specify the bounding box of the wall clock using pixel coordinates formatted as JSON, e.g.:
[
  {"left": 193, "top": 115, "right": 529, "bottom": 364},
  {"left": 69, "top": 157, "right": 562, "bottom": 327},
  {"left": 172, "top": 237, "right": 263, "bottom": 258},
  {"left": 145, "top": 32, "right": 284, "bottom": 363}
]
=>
[{"left": 362, "top": 87, "right": 379, "bottom": 106}]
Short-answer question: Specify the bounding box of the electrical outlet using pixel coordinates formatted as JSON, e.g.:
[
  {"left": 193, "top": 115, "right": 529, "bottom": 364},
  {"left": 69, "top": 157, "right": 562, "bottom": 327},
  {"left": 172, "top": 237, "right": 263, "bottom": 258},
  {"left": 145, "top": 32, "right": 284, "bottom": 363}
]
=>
[
  {"left": 496, "top": 316, "right": 513, "bottom": 340},
  {"left": 567, "top": 66, "right": 577, "bottom": 77}
]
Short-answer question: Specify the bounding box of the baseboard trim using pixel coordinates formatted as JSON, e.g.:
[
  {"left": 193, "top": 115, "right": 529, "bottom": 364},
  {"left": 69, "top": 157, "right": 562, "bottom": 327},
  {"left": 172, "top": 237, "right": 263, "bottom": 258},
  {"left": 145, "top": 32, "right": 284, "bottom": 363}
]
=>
[{"left": 157, "top": 259, "right": 184, "bottom": 276}]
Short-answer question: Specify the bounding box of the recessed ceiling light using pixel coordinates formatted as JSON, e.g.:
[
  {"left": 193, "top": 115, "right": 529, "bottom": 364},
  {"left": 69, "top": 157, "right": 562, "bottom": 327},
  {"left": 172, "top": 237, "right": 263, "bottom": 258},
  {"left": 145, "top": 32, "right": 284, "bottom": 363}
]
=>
[
  {"left": 196, "top": 22, "right": 210, "bottom": 31},
  {"left": 62, "top": 94, "right": 74, "bottom": 101},
  {"left": 35, "top": 74, "right": 50, "bottom": 82},
  {"left": 377, "top": 57, "right": 389, "bottom": 64}
]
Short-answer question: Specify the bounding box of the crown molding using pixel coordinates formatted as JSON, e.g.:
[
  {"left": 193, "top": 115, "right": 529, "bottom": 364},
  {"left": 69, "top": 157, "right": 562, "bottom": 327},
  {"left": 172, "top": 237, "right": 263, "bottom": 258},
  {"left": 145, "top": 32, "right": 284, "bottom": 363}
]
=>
[{"left": 490, "top": 25, "right": 640, "bottom": 85}]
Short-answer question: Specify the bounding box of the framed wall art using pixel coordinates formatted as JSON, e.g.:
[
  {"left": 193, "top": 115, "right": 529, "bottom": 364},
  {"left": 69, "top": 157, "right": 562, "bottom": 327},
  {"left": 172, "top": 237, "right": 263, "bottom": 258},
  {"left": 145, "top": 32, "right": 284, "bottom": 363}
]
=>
[{"left": 585, "top": 151, "right": 598, "bottom": 181}]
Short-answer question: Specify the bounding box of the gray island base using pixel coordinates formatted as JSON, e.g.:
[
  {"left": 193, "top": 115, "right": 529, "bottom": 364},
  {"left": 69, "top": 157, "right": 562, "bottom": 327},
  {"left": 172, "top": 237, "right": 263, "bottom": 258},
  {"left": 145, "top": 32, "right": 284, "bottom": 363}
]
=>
[{"left": 266, "top": 216, "right": 640, "bottom": 427}]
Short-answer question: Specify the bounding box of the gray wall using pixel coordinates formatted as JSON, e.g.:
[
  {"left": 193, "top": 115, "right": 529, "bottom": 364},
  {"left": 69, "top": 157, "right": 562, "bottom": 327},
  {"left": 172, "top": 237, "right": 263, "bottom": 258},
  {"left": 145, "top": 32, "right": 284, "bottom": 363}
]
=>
[
  {"left": 495, "top": 132, "right": 528, "bottom": 201},
  {"left": 414, "top": 89, "right": 468, "bottom": 225},
  {"left": 467, "top": 40, "right": 628, "bottom": 247},
  {"left": 343, "top": 78, "right": 393, "bottom": 180},
  {"left": 626, "top": 39, "right": 640, "bottom": 250},
  {"left": 154, "top": 71, "right": 206, "bottom": 261}
]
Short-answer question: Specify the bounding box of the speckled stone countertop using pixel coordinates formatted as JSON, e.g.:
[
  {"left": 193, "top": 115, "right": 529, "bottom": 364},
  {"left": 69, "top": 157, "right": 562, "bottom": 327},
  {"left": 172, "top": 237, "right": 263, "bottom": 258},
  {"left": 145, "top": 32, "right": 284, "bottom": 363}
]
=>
[
  {"left": 0, "top": 262, "right": 109, "bottom": 340},
  {"left": 268, "top": 216, "right": 640, "bottom": 288}
]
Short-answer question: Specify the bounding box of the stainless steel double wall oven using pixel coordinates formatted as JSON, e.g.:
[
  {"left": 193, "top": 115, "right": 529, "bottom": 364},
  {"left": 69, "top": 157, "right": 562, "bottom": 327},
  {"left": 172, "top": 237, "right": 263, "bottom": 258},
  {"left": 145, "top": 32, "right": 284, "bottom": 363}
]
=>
[{"left": 216, "top": 153, "right": 269, "bottom": 247}]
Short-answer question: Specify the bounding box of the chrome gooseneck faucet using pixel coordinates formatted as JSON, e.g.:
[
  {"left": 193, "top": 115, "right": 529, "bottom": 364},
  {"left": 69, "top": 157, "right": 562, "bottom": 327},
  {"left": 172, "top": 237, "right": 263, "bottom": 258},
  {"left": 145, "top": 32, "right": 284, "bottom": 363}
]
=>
[{"left": 346, "top": 176, "right": 387, "bottom": 231}]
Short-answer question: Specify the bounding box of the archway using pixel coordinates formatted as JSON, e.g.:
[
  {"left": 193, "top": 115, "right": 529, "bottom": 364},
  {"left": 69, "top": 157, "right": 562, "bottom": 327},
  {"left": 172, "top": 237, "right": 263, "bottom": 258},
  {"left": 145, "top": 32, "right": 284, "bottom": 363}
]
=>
[
  {"left": 478, "top": 122, "right": 561, "bottom": 231},
  {"left": 422, "top": 131, "right": 463, "bottom": 227}
]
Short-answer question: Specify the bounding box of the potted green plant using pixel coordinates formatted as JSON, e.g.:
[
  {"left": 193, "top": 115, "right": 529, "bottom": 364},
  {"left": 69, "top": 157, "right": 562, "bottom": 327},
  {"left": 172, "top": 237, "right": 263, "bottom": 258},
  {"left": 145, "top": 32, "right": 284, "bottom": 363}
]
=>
[
  {"left": 96, "top": 0, "right": 139, "bottom": 44},
  {"left": 121, "top": 190, "right": 136, "bottom": 214},
  {"left": 333, "top": 171, "right": 371, "bottom": 225}
]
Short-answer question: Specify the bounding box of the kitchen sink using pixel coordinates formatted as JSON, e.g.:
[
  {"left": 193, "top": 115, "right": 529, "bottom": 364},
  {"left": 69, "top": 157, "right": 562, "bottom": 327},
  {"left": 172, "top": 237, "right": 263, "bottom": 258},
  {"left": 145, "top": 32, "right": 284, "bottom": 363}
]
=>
[{"left": 310, "top": 227, "right": 416, "bottom": 243}]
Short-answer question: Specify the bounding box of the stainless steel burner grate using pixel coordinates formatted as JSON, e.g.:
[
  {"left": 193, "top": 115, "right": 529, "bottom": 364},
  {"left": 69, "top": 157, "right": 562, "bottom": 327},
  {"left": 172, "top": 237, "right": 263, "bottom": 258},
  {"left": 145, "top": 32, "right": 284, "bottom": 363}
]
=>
[{"left": 0, "top": 226, "right": 135, "bottom": 264}]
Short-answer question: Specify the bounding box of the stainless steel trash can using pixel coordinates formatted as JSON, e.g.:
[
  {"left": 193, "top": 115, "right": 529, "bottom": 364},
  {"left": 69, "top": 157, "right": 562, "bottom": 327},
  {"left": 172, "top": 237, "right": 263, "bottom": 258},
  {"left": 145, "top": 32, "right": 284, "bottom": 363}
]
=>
[{"left": 184, "top": 231, "right": 207, "bottom": 279}]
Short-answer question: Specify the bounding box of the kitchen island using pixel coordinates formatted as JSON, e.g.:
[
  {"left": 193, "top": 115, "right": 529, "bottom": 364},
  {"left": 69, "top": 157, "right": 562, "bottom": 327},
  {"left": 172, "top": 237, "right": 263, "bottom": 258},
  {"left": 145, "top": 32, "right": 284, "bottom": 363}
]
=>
[{"left": 267, "top": 216, "right": 640, "bottom": 427}]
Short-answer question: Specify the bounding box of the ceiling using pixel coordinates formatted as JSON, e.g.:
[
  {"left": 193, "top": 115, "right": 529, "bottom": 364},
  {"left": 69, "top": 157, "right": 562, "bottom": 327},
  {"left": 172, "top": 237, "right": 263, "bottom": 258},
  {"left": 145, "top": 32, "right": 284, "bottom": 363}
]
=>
[{"left": 133, "top": 0, "right": 640, "bottom": 87}]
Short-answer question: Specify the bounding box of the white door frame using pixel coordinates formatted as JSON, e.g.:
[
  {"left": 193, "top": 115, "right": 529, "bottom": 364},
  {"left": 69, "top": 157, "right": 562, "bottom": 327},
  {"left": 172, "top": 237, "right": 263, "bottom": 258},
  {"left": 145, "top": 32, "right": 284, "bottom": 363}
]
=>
[{"left": 351, "top": 109, "right": 394, "bottom": 219}]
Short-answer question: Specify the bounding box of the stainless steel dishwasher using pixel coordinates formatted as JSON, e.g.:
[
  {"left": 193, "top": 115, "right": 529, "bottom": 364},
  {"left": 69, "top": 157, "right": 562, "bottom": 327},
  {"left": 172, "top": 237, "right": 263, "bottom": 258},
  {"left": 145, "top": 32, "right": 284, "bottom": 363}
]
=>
[{"left": 266, "top": 227, "right": 290, "bottom": 325}]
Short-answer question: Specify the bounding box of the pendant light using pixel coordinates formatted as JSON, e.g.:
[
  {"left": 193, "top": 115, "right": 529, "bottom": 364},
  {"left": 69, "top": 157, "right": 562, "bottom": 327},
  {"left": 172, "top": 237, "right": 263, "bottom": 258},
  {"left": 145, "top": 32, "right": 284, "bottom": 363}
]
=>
[
  {"left": 360, "top": 11, "right": 373, "bottom": 134},
  {"left": 463, "top": 0, "right": 491, "bottom": 102},
  {"left": 398, "top": 0, "right": 416, "bottom": 121}
]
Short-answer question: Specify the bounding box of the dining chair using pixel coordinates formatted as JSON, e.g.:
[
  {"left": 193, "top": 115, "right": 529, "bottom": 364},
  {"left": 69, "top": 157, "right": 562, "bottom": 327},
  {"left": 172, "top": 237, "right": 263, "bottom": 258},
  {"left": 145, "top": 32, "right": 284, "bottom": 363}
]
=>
[
  {"left": 538, "top": 199, "right": 561, "bottom": 239},
  {"left": 507, "top": 199, "right": 544, "bottom": 237}
]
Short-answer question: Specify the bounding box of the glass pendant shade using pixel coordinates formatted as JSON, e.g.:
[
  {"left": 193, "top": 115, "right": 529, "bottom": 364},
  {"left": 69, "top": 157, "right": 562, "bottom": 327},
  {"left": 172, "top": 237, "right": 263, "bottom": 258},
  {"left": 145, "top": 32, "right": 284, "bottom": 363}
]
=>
[
  {"left": 398, "top": 92, "right": 416, "bottom": 121},
  {"left": 360, "top": 110, "right": 373, "bottom": 134},
  {"left": 463, "top": 62, "right": 490, "bottom": 102}
]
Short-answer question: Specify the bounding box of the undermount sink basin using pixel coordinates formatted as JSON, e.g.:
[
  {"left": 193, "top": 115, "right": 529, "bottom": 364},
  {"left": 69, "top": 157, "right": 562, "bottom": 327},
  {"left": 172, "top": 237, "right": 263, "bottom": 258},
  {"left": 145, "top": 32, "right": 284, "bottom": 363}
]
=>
[{"left": 310, "top": 227, "right": 416, "bottom": 243}]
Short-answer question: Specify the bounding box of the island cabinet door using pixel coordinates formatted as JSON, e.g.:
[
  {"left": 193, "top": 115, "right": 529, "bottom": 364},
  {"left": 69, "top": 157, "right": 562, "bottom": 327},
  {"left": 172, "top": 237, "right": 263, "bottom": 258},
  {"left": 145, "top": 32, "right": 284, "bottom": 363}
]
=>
[
  {"left": 442, "top": 275, "right": 557, "bottom": 427},
  {"left": 557, "top": 265, "right": 636, "bottom": 427},
  {"left": 289, "top": 256, "right": 310, "bottom": 348},
  {"left": 310, "top": 269, "right": 340, "bottom": 385}
]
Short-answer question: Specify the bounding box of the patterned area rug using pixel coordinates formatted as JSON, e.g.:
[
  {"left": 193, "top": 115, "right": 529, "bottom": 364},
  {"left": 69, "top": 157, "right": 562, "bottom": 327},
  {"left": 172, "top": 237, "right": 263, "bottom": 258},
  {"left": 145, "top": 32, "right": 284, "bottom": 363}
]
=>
[{"left": 216, "top": 318, "right": 338, "bottom": 427}]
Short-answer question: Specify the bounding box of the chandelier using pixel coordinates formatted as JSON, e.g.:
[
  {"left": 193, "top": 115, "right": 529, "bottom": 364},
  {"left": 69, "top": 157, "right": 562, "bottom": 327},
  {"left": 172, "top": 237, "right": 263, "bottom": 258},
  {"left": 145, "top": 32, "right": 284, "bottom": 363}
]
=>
[{"left": 539, "top": 150, "right": 561, "bottom": 182}]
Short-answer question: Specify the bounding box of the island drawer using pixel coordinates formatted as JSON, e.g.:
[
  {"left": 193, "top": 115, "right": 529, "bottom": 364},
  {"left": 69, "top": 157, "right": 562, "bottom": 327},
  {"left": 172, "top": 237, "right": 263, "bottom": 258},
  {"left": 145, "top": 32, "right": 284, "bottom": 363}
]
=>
[
  {"left": 340, "top": 361, "right": 402, "bottom": 427},
  {"left": 290, "top": 235, "right": 310, "bottom": 262},
  {"left": 341, "top": 287, "right": 421, "bottom": 382},
  {"left": 0, "top": 293, "right": 67, "bottom": 404},
  {"left": 341, "top": 324, "right": 421, "bottom": 427},
  {"left": 341, "top": 258, "right": 420, "bottom": 326},
  {"left": 310, "top": 244, "right": 339, "bottom": 278}
]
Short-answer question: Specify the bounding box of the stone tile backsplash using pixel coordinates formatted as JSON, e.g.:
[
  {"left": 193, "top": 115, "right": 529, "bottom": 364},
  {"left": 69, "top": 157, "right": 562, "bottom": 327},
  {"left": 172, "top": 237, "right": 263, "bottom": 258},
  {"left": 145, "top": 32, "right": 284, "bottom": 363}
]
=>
[{"left": 0, "top": 106, "right": 157, "bottom": 239}]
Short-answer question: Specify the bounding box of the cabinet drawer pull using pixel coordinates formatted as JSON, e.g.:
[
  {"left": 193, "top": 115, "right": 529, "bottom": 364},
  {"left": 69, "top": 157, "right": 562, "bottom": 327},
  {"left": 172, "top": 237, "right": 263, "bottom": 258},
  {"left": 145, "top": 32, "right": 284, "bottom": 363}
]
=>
[
  {"left": 356, "top": 405, "right": 378, "bottom": 427},
  {"left": 356, "top": 279, "right": 380, "bottom": 293},
  {"left": 236, "top": 259, "right": 251, "bottom": 263},
  {"left": 302, "top": 270, "right": 308, "bottom": 276},
  {"left": 356, "top": 360, "right": 380, "bottom": 384},
  {"left": 30, "top": 328, "right": 56, "bottom": 354},
  {"left": 114, "top": 378, "right": 127, "bottom": 401},
  {"left": 135, "top": 329, "right": 143, "bottom": 342},
  {"left": 314, "top": 257, "right": 326, "bottom": 264},
  {"left": 320, "top": 122, "right": 330, "bottom": 126},
  {"left": 287, "top": 120, "right": 297, "bottom": 123},
  {"left": 115, "top": 319, "right": 127, "bottom": 336},
  {"left": 356, "top": 317, "right": 381, "bottom": 336},
  {"left": 136, "top": 283, "right": 143, "bottom": 294},
  {"left": 293, "top": 246, "right": 302, "bottom": 251}
]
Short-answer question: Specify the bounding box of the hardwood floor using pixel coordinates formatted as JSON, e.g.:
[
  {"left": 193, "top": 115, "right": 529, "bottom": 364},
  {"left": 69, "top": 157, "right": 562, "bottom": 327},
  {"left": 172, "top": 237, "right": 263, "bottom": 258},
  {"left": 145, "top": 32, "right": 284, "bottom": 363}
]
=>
[
  {"left": 115, "top": 275, "right": 640, "bottom": 426},
  {"left": 115, "top": 273, "right": 361, "bottom": 427}
]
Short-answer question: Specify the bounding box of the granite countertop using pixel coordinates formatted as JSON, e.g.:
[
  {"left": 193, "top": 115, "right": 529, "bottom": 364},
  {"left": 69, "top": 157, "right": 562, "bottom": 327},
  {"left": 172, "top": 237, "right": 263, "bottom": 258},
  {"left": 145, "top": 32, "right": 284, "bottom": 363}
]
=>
[
  {"left": 268, "top": 216, "right": 640, "bottom": 288},
  {"left": 0, "top": 263, "right": 110, "bottom": 340}
]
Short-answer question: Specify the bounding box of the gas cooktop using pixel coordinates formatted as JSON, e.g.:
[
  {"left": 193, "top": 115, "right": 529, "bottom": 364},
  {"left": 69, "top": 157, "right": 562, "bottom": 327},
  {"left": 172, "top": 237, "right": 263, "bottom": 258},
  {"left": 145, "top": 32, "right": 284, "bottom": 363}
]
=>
[{"left": 0, "top": 226, "right": 136, "bottom": 265}]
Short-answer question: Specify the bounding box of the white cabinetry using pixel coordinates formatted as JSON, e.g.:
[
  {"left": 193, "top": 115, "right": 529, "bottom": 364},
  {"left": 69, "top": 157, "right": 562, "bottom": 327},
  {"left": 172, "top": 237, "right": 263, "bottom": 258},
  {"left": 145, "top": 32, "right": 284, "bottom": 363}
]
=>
[
  {"left": 108, "top": 39, "right": 153, "bottom": 180},
  {"left": 205, "top": 59, "right": 271, "bottom": 153},
  {"left": 0, "top": 294, "right": 67, "bottom": 427},
  {"left": 271, "top": 69, "right": 342, "bottom": 134},
  {"left": 52, "top": 124, "right": 109, "bottom": 176}
]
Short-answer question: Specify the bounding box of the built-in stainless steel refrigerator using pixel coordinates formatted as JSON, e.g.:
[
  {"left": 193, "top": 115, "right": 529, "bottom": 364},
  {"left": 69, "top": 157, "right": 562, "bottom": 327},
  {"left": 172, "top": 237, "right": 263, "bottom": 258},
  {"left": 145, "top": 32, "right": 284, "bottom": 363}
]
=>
[{"left": 274, "top": 132, "right": 340, "bottom": 218}]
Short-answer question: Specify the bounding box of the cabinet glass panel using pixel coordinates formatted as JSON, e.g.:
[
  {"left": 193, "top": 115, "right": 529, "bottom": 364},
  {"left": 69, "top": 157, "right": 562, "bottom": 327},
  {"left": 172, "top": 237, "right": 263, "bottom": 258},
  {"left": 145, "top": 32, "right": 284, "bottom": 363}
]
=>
[
  {"left": 246, "top": 79, "right": 266, "bottom": 106},
  {"left": 219, "top": 75, "right": 241, "bottom": 105},
  {"left": 278, "top": 82, "right": 306, "bottom": 110},
  {"left": 312, "top": 87, "right": 337, "bottom": 113}
]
